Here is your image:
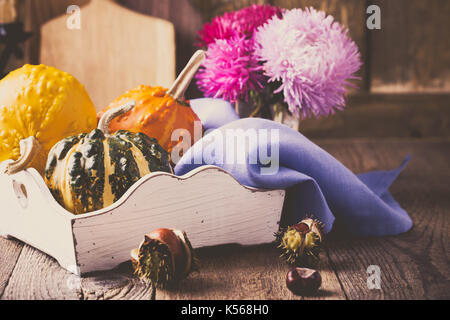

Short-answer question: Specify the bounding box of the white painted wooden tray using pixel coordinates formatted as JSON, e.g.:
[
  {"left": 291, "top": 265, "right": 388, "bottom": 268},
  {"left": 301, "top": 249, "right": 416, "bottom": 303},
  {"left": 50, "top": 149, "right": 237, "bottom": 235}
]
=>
[{"left": 0, "top": 166, "right": 285, "bottom": 275}]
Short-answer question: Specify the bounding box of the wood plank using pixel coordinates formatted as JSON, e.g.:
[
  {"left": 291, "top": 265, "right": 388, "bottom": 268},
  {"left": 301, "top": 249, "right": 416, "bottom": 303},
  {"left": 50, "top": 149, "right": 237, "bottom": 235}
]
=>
[
  {"left": 0, "top": 0, "right": 28, "bottom": 77},
  {"left": 22, "top": 0, "right": 369, "bottom": 97},
  {"left": 24, "top": 0, "right": 89, "bottom": 65},
  {"left": 72, "top": 167, "right": 285, "bottom": 274},
  {"left": 156, "top": 244, "right": 346, "bottom": 300},
  {"left": 317, "top": 139, "right": 450, "bottom": 299},
  {"left": 2, "top": 0, "right": 91, "bottom": 76},
  {"left": 1, "top": 245, "right": 155, "bottom": 300},
  {"left": 81, "top": 263, "right": 155, "bottom": 300},
  {"left": 0, "top": 165, "right": 283, "bottom": 276},
  {"left": 300, "top": 94, "right": 450, "bottom": 139},
  {"left": 370, "top": 0, "right": 450, "bottom": 93},
  {"left": 20, "top": 0, "right": 194, "bottom": 97},
  {"left": 117, "top": 0, "right": 203, "bottom": 97},
  {"left": 1, "top": 139, "right": 448, "bottom": 299},
  {"left": 17, "top": 0, "right": 450, "bottom": 96},
  {"left": 190, "top": 0, "right": 267, "bottom": 19},
  {"left": 0, "top": 238, "right": 23, "bottom": 298},
  {"left": 40, "top": 0, "right": 176, "bottom": 109},
  {"left": 0, "top": 0, "right": 17, "bottom": 24},
  {"left": 0, "top": 168, "right": 80, "bottom": 275},
  {"left": 2, "top": 245, "right": 81, "bottom": 299}
]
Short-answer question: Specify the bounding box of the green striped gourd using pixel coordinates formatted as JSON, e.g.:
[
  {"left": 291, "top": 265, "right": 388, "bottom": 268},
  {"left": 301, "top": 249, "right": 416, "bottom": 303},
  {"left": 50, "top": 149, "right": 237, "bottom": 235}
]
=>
[{"left": 45, "top": 101, "right": 173, "bottom": 215}]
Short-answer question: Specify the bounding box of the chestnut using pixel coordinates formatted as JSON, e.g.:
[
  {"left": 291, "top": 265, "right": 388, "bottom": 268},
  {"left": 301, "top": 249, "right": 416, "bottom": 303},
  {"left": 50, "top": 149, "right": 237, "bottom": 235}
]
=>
[
  {"left": 131, "top": 228, "right": 197, "bottom": 288},
  {"left": 286, "top": 267, "right": 322, "bottom": 295}
]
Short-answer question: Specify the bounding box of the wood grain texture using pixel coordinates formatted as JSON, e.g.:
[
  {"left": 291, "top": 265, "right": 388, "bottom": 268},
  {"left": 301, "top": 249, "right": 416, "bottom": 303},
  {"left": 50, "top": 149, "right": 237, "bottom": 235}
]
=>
[
  {"left": 0, "top": 238, "right": 22, "bottom": 297},
  {"left": 0, "top": 166, "right": 284, "bottom": 275},
  {"left": 72, "top": 167, "right": 285, "bottom": 274},
  {"left": 10, "top": 0, "right": 450, "bottom": 98},
  {"left": 370, "top": 0, "right": 450, "bottom": 93},
  {"left": 40, "top": 0, "right": 176, "bottom": 109},
  {"left": 1, "top": 139, "right": 449, "bottom": 299},
  {"left": 1, "top": 245, "right": 154, "bottom": 300},
  {"left": 2, "top": 245, "right": 81, "bottom": 299},
  {"left": 24, "top": 0, "right": 90, "bottom": 65},
  {"left": 117, "top": 0, "right": 203, "bottom": 97},
  {"left": 156, "top": 139, "right": 450, "bottom": 300},
  {"left": 80, "top": 263, "right": 155, "bottom": 300},
  {"left": 156, "top": 244, "right": 346, "bottom": 300},
  {"left": 190, "top": 0, "right": 266, "bottom": 18},
  {"left": 300, "top": 94, "right": 450, "bottom": 139},
  {"left": 320, "top": 138, "right": 450, "bottom": 299}
]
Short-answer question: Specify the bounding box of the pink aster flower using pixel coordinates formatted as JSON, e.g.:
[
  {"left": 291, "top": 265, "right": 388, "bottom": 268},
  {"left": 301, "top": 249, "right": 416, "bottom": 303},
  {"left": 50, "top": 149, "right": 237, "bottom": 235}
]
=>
[
  {"left": 197, "top": 4, "right": 284, "bottom": 47},
  {"left": 195, "top": 36, "right": 264, "bottom": 103},
  {"left": 255, "top": 7, "right": 362, "bottom": 118}
]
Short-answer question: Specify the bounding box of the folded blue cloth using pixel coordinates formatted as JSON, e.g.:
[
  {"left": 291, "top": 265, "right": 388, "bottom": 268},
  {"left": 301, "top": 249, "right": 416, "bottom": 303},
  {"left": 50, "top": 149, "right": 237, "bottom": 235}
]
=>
[{"left": 174, "top": 98, "right": 413, "bottom": 237}]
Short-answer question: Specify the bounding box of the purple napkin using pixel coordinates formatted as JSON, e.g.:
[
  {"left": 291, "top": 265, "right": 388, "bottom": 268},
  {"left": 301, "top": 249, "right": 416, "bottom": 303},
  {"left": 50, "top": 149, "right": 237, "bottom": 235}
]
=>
[{"left": 175, "top": 98, "right": 413, "bottom": 236}]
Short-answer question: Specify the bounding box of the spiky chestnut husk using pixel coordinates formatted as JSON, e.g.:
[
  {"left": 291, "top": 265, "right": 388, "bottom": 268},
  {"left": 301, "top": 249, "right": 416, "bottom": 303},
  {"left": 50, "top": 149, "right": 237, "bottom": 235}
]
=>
[
  {"left": 275, "top": 218, "right": 325, "bottom": 267},
  {"left": 131, "top": 229, "right": 198, "bottom": 288}
]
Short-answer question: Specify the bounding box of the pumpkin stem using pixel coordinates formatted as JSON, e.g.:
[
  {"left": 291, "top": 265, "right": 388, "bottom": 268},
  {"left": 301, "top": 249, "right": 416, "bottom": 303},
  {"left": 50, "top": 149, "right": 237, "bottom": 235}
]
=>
[
  {"left": 4, "top": 136, "right": 41, "bottom": 175},
  {"left": 97, "top": 100, "right": 136, "bottom": 135},
  {"left": 167, "top": 50, "right": 206, "bottom": 101}
]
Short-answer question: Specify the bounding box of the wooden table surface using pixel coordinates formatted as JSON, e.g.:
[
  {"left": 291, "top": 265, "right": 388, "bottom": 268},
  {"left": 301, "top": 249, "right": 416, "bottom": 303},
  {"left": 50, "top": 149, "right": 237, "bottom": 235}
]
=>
[{"left": 0, "top": 138, "right": 448, "bottom": 300}]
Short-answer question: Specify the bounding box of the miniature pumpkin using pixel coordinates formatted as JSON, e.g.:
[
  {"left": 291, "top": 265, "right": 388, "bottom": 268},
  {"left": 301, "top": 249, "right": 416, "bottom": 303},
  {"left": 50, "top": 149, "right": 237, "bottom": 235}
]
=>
[
  {"left": 45, "top": 102, "right": 173, "bottom": 215},
  {"left": 98, "top": 51, "right": 206, "bottom": 156},
  {"left": 0, "top": 64, "right": 97, "bottom": 175}
]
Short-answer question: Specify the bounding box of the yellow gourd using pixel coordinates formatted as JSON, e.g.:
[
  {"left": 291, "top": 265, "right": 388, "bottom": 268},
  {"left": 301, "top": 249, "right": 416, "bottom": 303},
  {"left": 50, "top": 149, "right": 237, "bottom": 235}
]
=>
[{"left": 0, "top": 64, "right": 97, "bottom": 175}]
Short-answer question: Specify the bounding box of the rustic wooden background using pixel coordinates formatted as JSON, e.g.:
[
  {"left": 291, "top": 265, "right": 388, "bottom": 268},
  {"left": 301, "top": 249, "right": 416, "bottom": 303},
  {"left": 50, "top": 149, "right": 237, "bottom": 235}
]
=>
[
  {"left": 2, "top": 0, "right": 450, "bottom": 138},
  {"left": 1, "top": 0, "right": 449, "bottom": 300}
]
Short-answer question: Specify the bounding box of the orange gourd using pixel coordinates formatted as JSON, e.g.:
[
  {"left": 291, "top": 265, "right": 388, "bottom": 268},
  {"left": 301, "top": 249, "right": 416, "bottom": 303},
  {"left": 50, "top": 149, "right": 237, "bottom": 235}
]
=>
[
  {"left": 98, "top": 51, "right": 206, "bottom": 156},
  {"left": 98, "top": 85, "right": 201, "bottom": 154}
]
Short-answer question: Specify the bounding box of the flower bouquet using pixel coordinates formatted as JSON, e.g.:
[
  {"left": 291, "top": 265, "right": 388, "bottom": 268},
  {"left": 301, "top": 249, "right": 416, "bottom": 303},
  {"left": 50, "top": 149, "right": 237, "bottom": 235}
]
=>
[{"left": 195, "top": 5, "right": 362, "bottom": 128}]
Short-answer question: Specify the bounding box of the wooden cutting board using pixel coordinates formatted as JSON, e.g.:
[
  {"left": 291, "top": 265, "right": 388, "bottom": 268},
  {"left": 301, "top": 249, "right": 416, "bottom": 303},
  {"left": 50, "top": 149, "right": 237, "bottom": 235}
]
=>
[{"left": 40, "top": 0, "right": 175, "bottom": 111}]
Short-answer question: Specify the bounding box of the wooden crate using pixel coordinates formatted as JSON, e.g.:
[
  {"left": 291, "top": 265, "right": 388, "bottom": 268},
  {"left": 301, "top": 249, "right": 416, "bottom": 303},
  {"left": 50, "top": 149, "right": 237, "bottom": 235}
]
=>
[{"left": 0, "top": 166, "right": 285, "bottom": 275}]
